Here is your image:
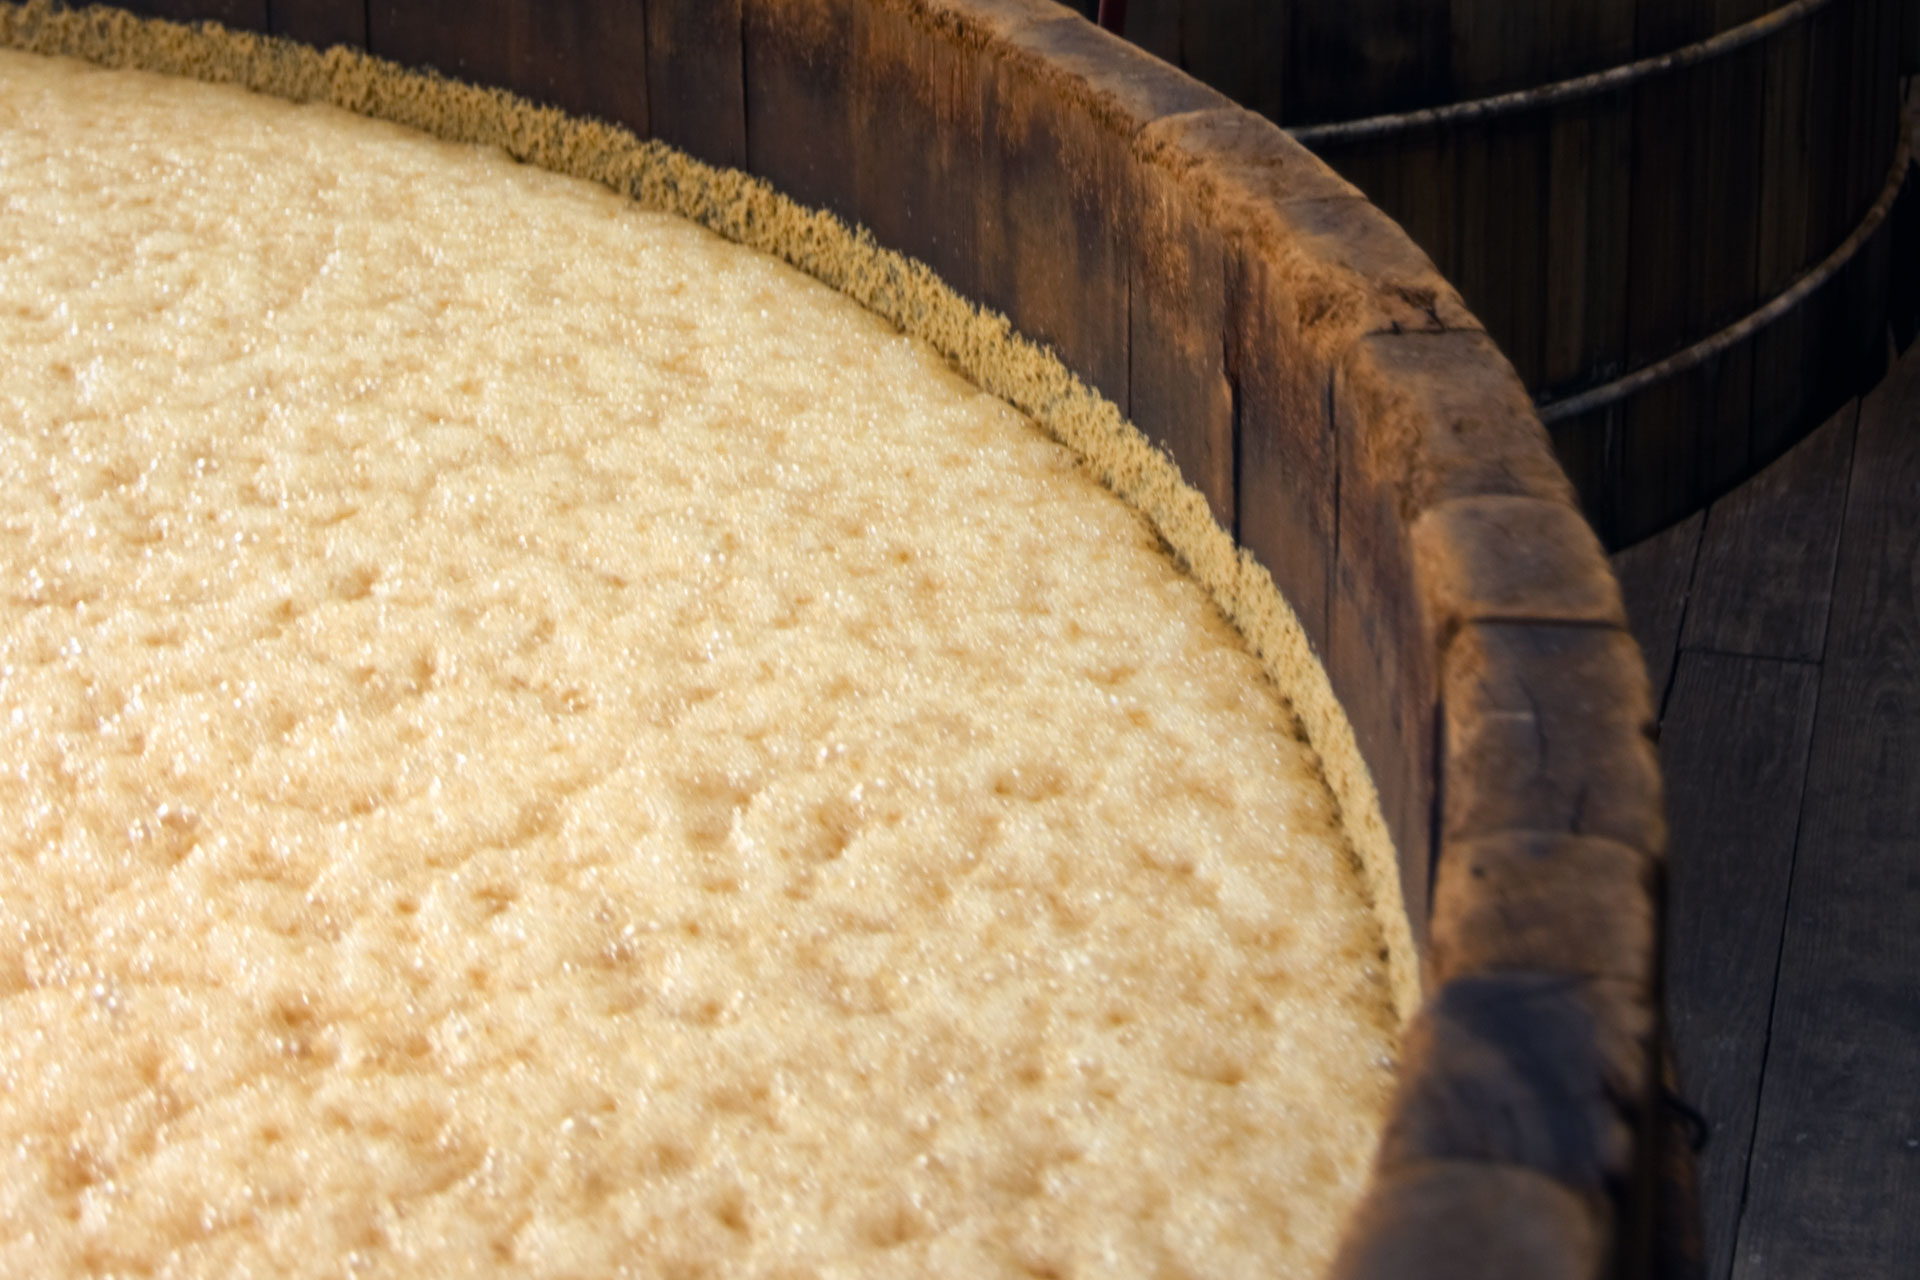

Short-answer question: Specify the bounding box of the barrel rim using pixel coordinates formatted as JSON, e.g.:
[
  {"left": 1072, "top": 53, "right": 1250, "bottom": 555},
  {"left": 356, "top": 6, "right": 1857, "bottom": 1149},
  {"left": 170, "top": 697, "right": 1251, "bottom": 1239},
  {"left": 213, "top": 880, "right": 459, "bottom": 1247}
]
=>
[{"left": 0, "top": 0, "right": 1680, "bottom": 1274}]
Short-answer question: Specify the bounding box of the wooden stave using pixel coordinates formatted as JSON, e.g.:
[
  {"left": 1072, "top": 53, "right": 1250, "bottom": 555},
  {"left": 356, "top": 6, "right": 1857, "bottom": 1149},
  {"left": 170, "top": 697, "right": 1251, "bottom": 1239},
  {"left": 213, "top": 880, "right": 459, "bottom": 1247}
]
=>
[
  {"left": 16, "top": 1, "right": 1679, "bottom": 1274},
  {"left": 1090, "top": 0, "right": 1910, "bottom": 548}
]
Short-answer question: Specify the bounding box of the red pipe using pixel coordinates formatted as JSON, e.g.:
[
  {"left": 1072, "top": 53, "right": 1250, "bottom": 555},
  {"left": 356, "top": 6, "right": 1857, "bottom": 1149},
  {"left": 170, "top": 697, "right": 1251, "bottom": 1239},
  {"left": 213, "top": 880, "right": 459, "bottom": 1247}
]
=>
[{"left": 1097, "top": 0, "right": 1127, "bottom": 35}]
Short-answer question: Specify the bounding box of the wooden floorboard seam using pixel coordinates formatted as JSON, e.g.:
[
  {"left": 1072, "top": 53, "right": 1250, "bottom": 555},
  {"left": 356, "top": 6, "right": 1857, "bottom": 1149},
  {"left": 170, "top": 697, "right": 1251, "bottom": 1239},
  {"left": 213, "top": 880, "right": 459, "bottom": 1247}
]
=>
[
  {"left": 1718, "top": 395, "right": 1862, "bottom": 1280},
  {"left": 1670, "top": 645, "right": 1822, "bottom": 668},
  {"left": 1656, "top": 524, "right": 1709, "bottom": 721},
  {"left": 1718, "top": 671, "right": 1827, "bottom": 1280}
]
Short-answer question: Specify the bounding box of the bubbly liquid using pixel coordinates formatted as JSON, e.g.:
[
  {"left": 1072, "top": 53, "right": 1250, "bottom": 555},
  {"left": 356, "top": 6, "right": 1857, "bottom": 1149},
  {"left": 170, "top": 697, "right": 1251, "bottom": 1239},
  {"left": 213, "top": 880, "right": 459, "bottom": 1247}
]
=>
[{"left": 0, "top": 49, "right": 1396, "bottom": 1279}]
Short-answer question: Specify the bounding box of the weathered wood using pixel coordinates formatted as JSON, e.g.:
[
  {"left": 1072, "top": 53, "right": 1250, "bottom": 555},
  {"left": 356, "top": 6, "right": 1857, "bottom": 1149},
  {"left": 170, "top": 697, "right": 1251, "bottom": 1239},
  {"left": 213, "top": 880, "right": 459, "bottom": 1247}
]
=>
[
  {"left": 1131, "top": 106, "right": 1380, "bottom": 657},
  {"left": 109, "top": 0, "right": 266, "bottom": 28},
  {"left": 1231, "top": 242, "right": 1336, "bottom": 654},
  {"left": 1732, "top": 327, "right": 1920, "bottom": 1280},
  {"left": 969, "top": 12, "right": 1227, "bottom": 410},
  {"left": 1681, "top": 397, "right": 1858, "bottom": 662},
  {"left": 367, "top": 1, "right": 648, "bottom": 131},
  {"left": 1375, "top": 972, "right": 1653, "bottom": 1193},
  {"left": 1332, "top": 329, "right": 1576, "bottom": 936},
  {"left": 1331, "top": 1160, "right": 1606, "bottom": 1280},
  {"left": 269, "top": 0, "right": 365, "bottom": 48},
  {"left": 7, "top": 3, "right": 1688, "bottom": 1272},
  {"left": 1657, "top": 649, "right": 1820, "bottom": 1280},
  {"left": 1429, "top": 832, "right": 1654, "bottom": 986},
  {"left": 842, "top": 2, "right": 988, "bottom": 305},
  {"left": 646, "top": 0, "right": 745, "bottom": 170},
  {"left": 1441, "top": 620, "right": 1663, "bottom": 855},
  {"left": 1608, "top": 508, "right": 1702, "bottom": 710},
  {"left": 1128, "top": 126, "right": 1235, "bottom": 530},
  {"left": 1411, "top": 495, "right": 1626, "bottom": 648},
  {"left": 742, "top": 0, "right": 858, "bottom": 223}
]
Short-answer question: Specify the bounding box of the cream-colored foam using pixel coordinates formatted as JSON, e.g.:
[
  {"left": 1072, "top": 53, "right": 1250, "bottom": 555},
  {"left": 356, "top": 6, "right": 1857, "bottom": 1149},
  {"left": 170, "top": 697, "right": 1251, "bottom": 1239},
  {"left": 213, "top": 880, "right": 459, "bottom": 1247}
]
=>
[{"left": 0, "top": 35, "right": 1400, "bottom": 1280}]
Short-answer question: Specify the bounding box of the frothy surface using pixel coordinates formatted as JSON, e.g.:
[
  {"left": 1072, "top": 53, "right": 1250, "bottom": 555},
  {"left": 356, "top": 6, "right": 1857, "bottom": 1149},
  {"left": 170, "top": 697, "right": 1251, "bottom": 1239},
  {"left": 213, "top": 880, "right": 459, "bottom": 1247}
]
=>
[{"left": 0, "top": 50, "right": 1396, "bottom": 1278}]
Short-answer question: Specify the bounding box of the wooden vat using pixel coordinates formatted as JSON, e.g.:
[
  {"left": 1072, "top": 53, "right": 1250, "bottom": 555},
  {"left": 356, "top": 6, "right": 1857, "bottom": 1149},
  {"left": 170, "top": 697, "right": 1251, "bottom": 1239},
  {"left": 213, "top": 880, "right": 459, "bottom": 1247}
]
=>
[
  {"left": 6, "top": 1, "right": 1682, "bottom": 1274},
  {"left": 1094, "top": 0, "right": 1911, "bottom": 546}
]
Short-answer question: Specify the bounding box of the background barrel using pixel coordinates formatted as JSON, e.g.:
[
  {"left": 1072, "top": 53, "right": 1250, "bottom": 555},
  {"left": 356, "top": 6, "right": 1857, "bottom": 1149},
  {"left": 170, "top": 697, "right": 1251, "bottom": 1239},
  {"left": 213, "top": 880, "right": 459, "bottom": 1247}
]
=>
[{"left": 1078, "top": 0, "right": 1911, "bottom": 546}]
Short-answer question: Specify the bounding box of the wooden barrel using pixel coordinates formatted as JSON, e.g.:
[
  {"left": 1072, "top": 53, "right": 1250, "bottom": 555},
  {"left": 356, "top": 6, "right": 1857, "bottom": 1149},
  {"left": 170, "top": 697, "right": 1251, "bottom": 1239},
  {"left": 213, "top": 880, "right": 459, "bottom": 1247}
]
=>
[
  {"left": 14, "top": 1, "right": 1683, "bottom": 1273},
  {"left": 1090, "top": 0, "right": 1911, "bottom": 546}
]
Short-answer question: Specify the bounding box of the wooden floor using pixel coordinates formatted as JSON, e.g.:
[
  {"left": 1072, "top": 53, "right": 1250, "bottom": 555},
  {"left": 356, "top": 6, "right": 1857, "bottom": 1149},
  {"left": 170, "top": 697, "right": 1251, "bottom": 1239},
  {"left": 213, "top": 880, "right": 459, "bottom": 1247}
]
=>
[{"left": 1612, "top": 335, "right": 1920, "bottom": 1279}]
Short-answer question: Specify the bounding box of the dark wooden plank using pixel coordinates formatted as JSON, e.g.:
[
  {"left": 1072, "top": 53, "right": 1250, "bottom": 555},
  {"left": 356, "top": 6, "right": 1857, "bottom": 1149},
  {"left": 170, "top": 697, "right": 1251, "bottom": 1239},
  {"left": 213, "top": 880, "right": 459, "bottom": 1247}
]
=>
[
  {"left": 1608, "top": 508, "right": 1702, "bottom": 711},
  {"left": 1423, "top": 0, "right": 1551, "bottom": 387},
  {"left": 1544, "top": 0, "right": 1638, "bottom": 80},
  {"left": 647, "top": 0, "right": 745, "bottom": 170},
  {"left": 1120, "top": 0, "right": 1180, "bottom": 66},
  {"left": 1541, "top": 89, "right": 1634, "bottom": 395},
  {"left": 111, "top": 0, "right": 268, "bottom": 28},
  {"left": 1624, "top": 9, "right": 1706, "bottom": 370},
  {"left": 1491, "top": 120, "right": 1552, "bottom": 391},
  {"left": 1681, "top": 396, "right": 1858, "bottom": 663},
  {"left": 1797, "top": 0, "right": 1852, "bottom": 274},
  {"left": 1659, "top": 650, "right": 1821, "bottom": 1280},
  {"left": 1616, "top": 365, "right": 1703, "bottom": 545},
  {"left": 1234, "top": 240, "right": 1335, "bottom": 656},
  {"left": 269, "top": 0, "right": 365, "bottom": 48},
  {"left": 742, "top": 0, "right": 861, "bottom": 227},
  {"left": 1181, "top": 0, "right": 1286, "bottom": 123},
  {"left": 1545, "top": 402, "right": 1617, "bottom": 546},
  {"left": 1731, "top": 301, "right": 1920, "bottom": 1280},
  {"left": 1697, "top": 0, "right": 1766, "bottom": 328},
  {"left": 367, "top": 1, "right": 649, "bottom": 133},
  {"left": 1285, "top": 0, "right": 1450, "bottom": 124},
  {"left": 966, "top": 14, "right": 1225, "bottom": 412},
  {"left": 1449, "top": 0, "right": 1556, "bottom": 99},
  {"left": 1751, "top": 7, "right": 1816, "bottom": 298},
  {"left": 845, "top": 1, "right": 989, "bottom": 305},
  {"left": 1129, "top": 146, "right": 1235, "bottom": 531},
  {"left": 1827, "top": 0, "right": 1883, "bottom": 251},
  {"left": 1537, "top": 1, "right": 1635, "bottom": 394},
  {"left": 1696, "top": 328, "right": 1758, "bottom": 501}
]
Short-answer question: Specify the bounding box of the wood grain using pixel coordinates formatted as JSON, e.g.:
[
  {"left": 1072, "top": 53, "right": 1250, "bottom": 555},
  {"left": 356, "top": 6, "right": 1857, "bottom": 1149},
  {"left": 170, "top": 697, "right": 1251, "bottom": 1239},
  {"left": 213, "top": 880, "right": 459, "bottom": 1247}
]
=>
[
  {"left": 845, "top": 2, "right": 990, "bottom": 303},
  {"left": 1609, "top": 508, "right": 1702, "bottom": 711},
  {"left": 1441, "top": 620, "right": 1663, "bottom": 855},
  {"left": 1657, "top": 650, "right": 1820, "bottom": 1280},
  {"left": 367, "top": 1, "right": 648, "bottom": 131},
  {"left": 966, "top": 12, "right": 1224, "bottom": 411},
  {"left": 111, "top": 0, "right": 267, "bottom": 28},
  {"left": 1128, "top": 138, "right": 1235, "bottom": 530},
  {"left": 269, "top": 0, "right": 365, "bottom": 48},
  {"left": 741, "top": 0, "right": 859, "bottom": 225},
  {"left": 647, "top": 0, "right": 745, "bottom": 170},
  {"left": 1731, "top": 320, "right": 1920, "bottom": 1280},
  {"left": 1541, "top": 86, "right": 1634, "bottom": 396},
  {"left": 1681, "top": 397, "right": 1858, "bottom": 663}
]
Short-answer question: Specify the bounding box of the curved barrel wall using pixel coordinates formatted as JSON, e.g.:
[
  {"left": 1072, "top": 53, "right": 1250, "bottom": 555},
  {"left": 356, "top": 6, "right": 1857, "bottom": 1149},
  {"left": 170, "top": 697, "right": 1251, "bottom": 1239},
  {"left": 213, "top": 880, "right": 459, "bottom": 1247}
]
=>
[
  {"left": 1099, "top": 0, "right": 1910, "bottom": 546},
  {"left": 10, "top": 1, "right": 1682, "bottom": 1274}
]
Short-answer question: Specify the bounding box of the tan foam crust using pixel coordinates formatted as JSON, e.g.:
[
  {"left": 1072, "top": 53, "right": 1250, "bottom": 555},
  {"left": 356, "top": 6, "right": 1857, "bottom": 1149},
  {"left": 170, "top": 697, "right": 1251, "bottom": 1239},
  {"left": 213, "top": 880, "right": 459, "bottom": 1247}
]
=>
[{"left": 0, "top": 2, "right": 1677, "bottom": 1274}]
